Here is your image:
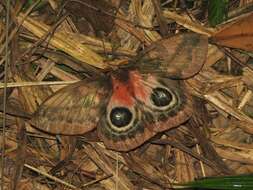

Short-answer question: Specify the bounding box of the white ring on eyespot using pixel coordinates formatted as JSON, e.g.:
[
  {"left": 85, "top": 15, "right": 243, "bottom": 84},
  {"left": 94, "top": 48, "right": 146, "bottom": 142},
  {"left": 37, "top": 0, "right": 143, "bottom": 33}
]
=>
[
  {"left": 149, "top": 86, "right": 179, "bottom": 111},
  {"left": 106, "top": 106, "right": 139, "bottom": 132}
]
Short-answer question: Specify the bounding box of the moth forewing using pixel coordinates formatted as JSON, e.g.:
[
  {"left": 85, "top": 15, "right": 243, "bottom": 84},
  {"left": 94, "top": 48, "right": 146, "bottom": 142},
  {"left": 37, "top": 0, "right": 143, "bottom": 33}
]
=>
[
  {"left": 31, "top": 79, "right": 111, "bottom": 135},
  {"left": 137, "top": 33, "right": 208, "bottom": 79}
]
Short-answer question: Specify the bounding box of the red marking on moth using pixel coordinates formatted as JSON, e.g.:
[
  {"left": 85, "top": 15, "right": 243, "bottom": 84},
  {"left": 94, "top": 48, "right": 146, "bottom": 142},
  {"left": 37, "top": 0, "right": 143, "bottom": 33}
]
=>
[
  {"left": 110, "top": 75, "right": 135, "bottom": 107},
  {"left": 129, "top": 71, "right": 150, "bottom": 102}
]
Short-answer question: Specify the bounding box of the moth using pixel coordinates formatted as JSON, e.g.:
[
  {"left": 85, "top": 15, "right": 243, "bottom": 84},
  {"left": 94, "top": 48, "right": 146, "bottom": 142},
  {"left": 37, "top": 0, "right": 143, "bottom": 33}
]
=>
[{"left": 31, "top": 33, "right": 208, "bottom": 152}]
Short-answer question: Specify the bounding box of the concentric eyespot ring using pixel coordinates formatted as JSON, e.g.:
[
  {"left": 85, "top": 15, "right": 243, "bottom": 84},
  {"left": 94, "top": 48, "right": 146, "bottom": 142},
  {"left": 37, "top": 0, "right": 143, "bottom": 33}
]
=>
[
  {"left": 107, "top": 106, "right": 137, "bottom": 132},
  {"left": 110, "top": 107, "right": 132, "bottom": 128},
  {"left": 150, "top": 87, "right": 178, "bottom": 111},
  {"left": 151, "top": 87, "right": 172, "bottom": 107}
]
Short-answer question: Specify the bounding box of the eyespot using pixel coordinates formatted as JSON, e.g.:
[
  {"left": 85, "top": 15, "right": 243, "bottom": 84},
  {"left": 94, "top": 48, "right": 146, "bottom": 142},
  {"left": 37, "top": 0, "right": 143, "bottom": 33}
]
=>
[
  {"left": 110, "top": 107, "right": 132, "bottom": 128},
  {"left": 151, "top": 87, "right": 173, "bottom": 107}
]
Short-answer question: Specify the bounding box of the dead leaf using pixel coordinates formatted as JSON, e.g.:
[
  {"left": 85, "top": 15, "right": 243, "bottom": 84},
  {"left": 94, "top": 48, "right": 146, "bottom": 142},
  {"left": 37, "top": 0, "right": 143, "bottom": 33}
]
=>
[{"left": 212, "top": 12, "right": 253, "bottom": 52}]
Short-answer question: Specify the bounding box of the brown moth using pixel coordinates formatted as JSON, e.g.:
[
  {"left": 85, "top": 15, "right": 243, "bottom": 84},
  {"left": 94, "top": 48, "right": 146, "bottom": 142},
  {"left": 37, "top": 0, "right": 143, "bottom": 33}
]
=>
[{"left": 31, "top": 33, "right": 208, "bottom": 151}]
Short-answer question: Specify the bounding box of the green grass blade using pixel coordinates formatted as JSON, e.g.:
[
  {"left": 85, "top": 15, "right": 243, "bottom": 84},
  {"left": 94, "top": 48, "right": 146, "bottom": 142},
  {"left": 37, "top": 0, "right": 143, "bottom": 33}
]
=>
[
  {"left": 174, "top": 174, "right": 253, "bottom": 190},
  {"left": 208, "top": 0, "right": 228, "bottom": 27}
]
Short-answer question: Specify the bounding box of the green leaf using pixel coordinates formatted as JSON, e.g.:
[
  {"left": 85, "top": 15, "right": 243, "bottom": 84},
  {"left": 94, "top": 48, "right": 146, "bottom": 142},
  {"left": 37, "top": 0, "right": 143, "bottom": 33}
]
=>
[
  {"left": 173, "top": 174, "right": 253, "bottom": 190},
  {"left": 208, "top": 0, "right": 228, "bottom": 27}
]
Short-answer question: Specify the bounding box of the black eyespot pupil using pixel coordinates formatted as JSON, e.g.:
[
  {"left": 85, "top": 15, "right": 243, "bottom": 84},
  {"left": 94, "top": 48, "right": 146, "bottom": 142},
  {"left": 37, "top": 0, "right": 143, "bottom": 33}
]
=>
[
  {"left": 110, "top": 107, "right": 132, "bottom": 128},
  {"left": 151, "top": 88, "right": 172, "bottom": 107}
]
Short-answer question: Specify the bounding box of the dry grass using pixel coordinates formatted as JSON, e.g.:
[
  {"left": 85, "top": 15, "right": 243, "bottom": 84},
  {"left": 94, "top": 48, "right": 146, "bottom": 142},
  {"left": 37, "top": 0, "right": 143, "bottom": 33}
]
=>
[{"left": 0, "top": 0, "right": 253, "bottom": 189}]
